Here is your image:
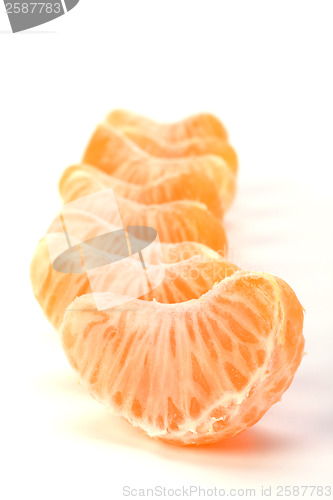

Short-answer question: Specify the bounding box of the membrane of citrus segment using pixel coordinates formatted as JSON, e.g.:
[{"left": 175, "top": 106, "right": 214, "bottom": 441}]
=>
[
  {"left": 59, "top": 163, "right": 224, "bottom": 218},
  {"left": 119, "top": 127, "right": 238, "bottom": 174},
  {"left": 61, "top": 271, "right": 304, "bottom": 445},
  {"left": 106, "top": 109, "right": 228, "bottom": 141},
  {"left": 82, "top": 124, "right": 236, "bottom": 213}
]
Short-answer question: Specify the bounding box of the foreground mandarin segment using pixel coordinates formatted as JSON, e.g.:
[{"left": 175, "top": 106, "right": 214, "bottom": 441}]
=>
[{"left": 61, "top": 272, "right": 304, "bottom": 445}]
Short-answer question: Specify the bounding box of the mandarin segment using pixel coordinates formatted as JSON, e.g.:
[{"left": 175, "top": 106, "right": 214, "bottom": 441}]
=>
[
  {"left": 65, "top": 190, "right": 228, "bottom": 251},
  {"left": 60, "top": 272, "right": 304, "bottom": 445},
  {"left": 120, "top": 128, "right": 238, "bottom": 173},
  {"left": 106, "top": 109, "right": 228, "bottom": 141},
  {"left": 115, "top": 196, "right": 228, "bottom": 250},
  {"left": 59, "top": 163, "right": 223, "bottom": 218},
  {"left": 60, "top": 181, "right": 228, "bottom": 251},
  {"left": 83, "top": 124, "right": 236, "bottom": 214}
]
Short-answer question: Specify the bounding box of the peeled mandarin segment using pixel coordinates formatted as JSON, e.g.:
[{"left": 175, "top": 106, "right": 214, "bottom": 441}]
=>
[
  {"left": 30, "top": 211, "right": 115, "bottom": 330},
  {"left": 55, "top": 189, "right": 228, "bottom": 252},
  {"left": 59, "top": 163, "right": 224, "bottom": 219},
  {"left": 83, "top": 124, "right": 236, "bottom": 212},
  {"left": 83, "top": 123, "right": 149, "bottom": 174},
  {"left": 121, "top": 127, "right": 238, "bottom": 174},
  {"left": 30, "top": 235, "right": 92, "bottom": 330},
  {"left": 106, "top": 109, "right": 228, "bottom": 141},
  {"left": 113, "top": 196, "right": 228, "bottom": 251},
  {"left": 31, "top": 233, "right": 235, "bottom": 331},
  {"left": 60, "top": 271, "right": 304, "bottom": 445}
]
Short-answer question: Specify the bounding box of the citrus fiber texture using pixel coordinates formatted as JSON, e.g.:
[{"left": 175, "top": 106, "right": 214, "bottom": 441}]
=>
[{"left": 61, "top": 271, "right": 304, "bottom": 445}]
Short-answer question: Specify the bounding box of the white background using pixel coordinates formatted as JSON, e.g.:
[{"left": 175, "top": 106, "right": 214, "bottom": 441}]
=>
[{"left": 0, "top": 2, "right": 332, "bottom": 499}]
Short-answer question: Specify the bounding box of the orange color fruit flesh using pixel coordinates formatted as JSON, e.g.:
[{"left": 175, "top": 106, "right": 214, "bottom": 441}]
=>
[
  {"left": 31, "top": 238, "right": 236, "bottom": 331},
  {"left": 114, "top": 196, "right": 227, "bottom": 251},
  {"left": 57, "top": 192, "right": 227, "bottom": 252},
  {"left": 82, "top": 124, "right": 236, "bottom": 214},
  {"left": 121, "top": 127, "right": 238, "bottom": 174},
  {"left": 106, "top": 109, "right": 228, "bottom": 142},
  {"left": 59, "top": 163, "right": 224, "bottom": 219},
  {"left": 61, "top": 271, "right": 304, "bottom": 445},
  {"left": 105, "top": 110, "right": 238, "bottom": 172}
]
